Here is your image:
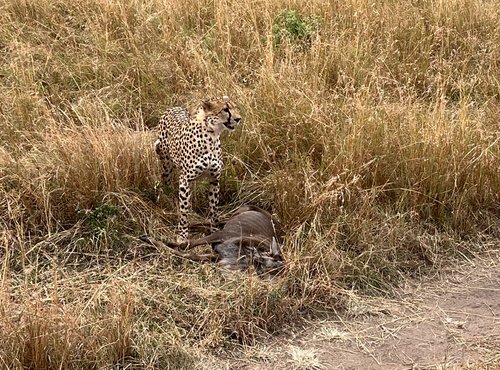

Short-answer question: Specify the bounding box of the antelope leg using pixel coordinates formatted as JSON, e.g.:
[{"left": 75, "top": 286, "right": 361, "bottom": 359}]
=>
[{"left": 139, "top": 235, "right": 218, "bottom": 262}]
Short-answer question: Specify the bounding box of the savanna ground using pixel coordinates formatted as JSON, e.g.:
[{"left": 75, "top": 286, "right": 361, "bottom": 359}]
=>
[
  {"left": 0, "top": 0, "right": 499, "bottom": 368},
  {"left": 217, "top": 249, "right": 500, "bottom": 369}
]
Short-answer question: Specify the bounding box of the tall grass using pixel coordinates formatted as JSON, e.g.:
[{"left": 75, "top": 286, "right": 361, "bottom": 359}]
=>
[{"left": 0, "top": 0, "right": 499, "bottom": 367}]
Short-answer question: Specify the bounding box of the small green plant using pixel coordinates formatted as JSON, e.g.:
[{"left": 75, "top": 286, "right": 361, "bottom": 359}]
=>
[
  {"left": 78, "top": 203, "right": 119, "bottom": 231},
  {"left": 272, "top": 10, "right": 320, "bottom": 48}
]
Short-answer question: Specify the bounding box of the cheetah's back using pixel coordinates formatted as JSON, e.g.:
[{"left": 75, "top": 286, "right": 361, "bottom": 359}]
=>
[
  {"left": 159, "top": 107, "right": 189, "bottom": 132},
  {"left": 157, "top": 107, "right": 190, "bottom": 163}
]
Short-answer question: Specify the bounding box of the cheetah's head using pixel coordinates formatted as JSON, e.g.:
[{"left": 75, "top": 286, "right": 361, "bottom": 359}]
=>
[{"left": 202, "top": 96, "right": 241, "bottom": 134}]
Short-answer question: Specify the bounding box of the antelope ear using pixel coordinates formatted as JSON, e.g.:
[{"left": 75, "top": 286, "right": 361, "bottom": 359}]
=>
[{"left": 270, "top": 237, "right": 283, "bottom": 258}]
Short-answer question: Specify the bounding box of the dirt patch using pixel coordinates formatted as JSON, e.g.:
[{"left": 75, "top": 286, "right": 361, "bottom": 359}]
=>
[{"left": 206, "top": 250, "right": 500, "bottom": 369}]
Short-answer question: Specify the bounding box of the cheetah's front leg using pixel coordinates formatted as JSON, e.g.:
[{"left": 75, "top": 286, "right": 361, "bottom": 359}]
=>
[
  {"left": 177, "top": 174, "right": 192, "bottom": 242},
  {"left": 208, "top": 171, "right": 221, "bottom": 232}
]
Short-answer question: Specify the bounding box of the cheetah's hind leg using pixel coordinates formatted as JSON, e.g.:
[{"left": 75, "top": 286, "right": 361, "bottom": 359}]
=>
[{"left": 154, "top": 139, "right": 175, "bottom": 193}]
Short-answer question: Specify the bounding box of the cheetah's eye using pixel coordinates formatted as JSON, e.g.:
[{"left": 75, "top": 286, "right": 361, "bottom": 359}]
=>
[{"left": 223, "top": 107, "right": 230, "bottom": 113}]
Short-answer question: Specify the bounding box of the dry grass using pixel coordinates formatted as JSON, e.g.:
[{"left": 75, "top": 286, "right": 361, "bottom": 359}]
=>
[{"left": 0, "top": 0, "right": 499, "bottom": 367}]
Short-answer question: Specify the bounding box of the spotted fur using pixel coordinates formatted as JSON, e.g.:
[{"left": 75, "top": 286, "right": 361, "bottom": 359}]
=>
[{"left": 155, "top": 96, "right": 242, "bottom": 242}]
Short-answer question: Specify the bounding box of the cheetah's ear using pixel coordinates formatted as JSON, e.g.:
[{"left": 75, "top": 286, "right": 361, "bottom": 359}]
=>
[
  {"left": 222, "top": 95, "right": 230, "bottom": 102},
  {"left": 202, "top": 99, "right": 216, "bottom": 112}
]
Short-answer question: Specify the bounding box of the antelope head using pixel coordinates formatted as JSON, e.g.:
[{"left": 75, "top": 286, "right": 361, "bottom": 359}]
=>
[{"left": 253, "top": 237, "right": 285, "bottom": 279}]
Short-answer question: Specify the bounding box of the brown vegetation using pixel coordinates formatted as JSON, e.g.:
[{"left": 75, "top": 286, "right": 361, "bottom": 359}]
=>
[{"left": 0, "top": 0, "right": 499, "bottom": 367}]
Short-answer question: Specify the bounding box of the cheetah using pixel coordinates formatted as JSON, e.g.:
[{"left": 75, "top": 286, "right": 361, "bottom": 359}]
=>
[{"left": 154, "top": 96, "right": 242, "bottom": 242}]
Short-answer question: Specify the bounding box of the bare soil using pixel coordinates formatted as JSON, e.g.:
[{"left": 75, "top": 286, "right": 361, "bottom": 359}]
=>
[{"left": 207, "top": 250, "right": 500, "bottom": 369}]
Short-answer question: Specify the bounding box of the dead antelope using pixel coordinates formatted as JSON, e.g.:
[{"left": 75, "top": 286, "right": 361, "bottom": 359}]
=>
[{"left": 140, "top": 205, "right": 285, "bottom": 279}]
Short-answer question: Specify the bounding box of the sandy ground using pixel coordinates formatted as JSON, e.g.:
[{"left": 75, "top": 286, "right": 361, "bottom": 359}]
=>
[{"left": 207, "top": 250, "right": 500, "bottom": 370}]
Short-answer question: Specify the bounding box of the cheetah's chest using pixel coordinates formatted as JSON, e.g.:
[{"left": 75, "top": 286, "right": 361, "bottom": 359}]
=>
[{"left": 179, "top": 134, "right": 222, "bottom": 175}]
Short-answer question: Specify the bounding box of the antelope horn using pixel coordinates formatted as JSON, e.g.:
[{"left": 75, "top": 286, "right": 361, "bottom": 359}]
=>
[{"left": 270, "top": 236, "right": 282, "bottom": 257}]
